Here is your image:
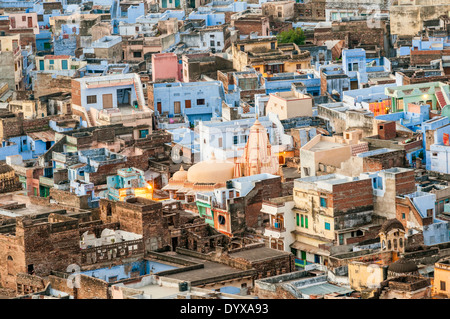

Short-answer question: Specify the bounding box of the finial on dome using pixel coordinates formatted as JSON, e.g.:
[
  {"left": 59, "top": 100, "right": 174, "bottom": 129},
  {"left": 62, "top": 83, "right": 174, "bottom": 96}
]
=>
[{"left": 179, "top": 165, "right": 184, "bottom": 171}]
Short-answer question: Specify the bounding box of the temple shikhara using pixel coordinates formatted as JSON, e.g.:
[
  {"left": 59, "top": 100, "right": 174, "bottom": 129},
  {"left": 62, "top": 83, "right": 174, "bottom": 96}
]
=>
[{"left": 0, "top": 0, "right": 449, "bottom": 303}]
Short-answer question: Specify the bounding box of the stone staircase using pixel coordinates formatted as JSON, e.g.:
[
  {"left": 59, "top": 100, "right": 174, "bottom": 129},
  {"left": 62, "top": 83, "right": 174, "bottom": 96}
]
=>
[{"left": 435, "top": 88, "right": 448, "bottom": 108}]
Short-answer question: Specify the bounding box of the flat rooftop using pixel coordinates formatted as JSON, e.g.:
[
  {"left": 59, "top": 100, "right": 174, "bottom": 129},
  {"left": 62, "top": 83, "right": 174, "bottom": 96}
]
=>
[
  {"left": 309, "top": 140, "right": 346, "bottom": 152},
  {"left": 160, "top": 251, "right": 245, "bottom": 282},
  {"left": 0, "top": 194, "right": 63, "bottom": 217},
  {"left": 228, "top": 246, "right": 291, "bottom": 262}
]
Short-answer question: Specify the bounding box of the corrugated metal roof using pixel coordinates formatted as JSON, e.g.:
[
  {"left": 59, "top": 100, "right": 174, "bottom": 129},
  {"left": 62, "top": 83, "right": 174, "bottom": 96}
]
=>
[{"left": 299, "top": 283, "right": 353, "bottom": 296}]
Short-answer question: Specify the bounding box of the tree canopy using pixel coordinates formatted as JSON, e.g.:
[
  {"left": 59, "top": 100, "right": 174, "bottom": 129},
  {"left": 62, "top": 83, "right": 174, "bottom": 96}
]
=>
[{"left": 276, "top": 28, "right": 306, "bottom": 46}]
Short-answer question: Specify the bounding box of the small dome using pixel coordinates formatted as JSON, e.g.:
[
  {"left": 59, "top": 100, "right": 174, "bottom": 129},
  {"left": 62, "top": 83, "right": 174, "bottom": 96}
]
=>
[
  {"left": 388, "top": 258, "right": 418, "bottom": 274},
  {"left": 172, "top": 166, "right": 188, "bottom": 182},
  {"left": 380, "top": 219, "right": 405, "bottom": 234},
  {"left": 187, "top": 155, "right": 234, "bottom": 184}
]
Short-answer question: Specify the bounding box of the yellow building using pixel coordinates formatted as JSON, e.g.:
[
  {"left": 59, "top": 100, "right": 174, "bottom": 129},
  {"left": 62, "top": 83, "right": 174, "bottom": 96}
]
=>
[
  {"left": 348, "top": 261, "right": 387, "bottom": 291},
  {"left": 265, "top": 90, "right": 313, "bottom": 120},
  {"left": 231, "top": 37, "right": 311, "bottom": 77},
  {"left": 434, "top": 259, "right": 450, "bottom": 298}
]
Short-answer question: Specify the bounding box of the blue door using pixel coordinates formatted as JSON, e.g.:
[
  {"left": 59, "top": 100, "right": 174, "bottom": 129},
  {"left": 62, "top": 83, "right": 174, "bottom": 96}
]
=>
[
  {"left": 62, "top": 60, "right": 68, "bottom": 70},
  {"left": 39, "top": 60, "right": 45, "bottom": 70}
]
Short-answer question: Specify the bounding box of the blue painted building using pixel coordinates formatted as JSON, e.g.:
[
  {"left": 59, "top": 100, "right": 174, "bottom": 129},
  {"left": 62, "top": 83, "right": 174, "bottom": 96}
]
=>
[
  {"left": 0, "top": 135, "right": 53, "bottom": 161},
  {"left": 405, "top": 191, "right": 449, "bottom": 246},
  {"left": 265, "top": 73, "right": 321, "bottom": 96},
  {"left": 152, "top": 81, "right": 238, "bottom": 124},
  {"left": 188, "top": 10, "right": 225, "bottom": 26},
  {"left": 35, "top": 30, "right": 53, "bottom": 53},
  {"left": 80, "top": 259, "right": 178, "bottom": 282}
]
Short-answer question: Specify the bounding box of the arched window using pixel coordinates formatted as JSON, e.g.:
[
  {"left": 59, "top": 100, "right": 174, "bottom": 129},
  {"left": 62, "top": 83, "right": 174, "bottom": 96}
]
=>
[
  {"left": 393, "top": 238, "right": 397, "bottom": 250},
  {"left": 399, "top": 238, "right": 403, "bottom": 248},
  {"left": 382, "top": 240, "right": 386, "bottom": 250},
  {"left": 388, "top": 240, "right": 392, "bottom": 250}
]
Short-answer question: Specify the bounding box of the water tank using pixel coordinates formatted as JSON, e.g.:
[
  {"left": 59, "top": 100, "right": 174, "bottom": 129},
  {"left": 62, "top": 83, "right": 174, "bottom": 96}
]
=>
[{"left": 179, "top": 281, "right": 188, "bottom": 292}]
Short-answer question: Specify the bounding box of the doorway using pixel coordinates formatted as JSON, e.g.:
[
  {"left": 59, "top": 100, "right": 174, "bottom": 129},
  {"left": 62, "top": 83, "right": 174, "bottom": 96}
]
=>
[{"left": 103, "top": 94, "right": 113, "bottom": 109}]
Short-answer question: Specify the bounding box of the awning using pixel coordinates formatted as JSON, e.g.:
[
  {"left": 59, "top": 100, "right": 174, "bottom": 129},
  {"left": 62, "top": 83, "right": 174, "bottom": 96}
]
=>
[{"left": 290, "top": 241, "right": 330, "bottom": 256}]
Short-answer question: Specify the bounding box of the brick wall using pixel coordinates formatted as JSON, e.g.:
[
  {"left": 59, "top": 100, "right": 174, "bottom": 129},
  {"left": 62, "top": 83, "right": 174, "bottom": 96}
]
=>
[
  {"left": 0, "top": 113, "right": 23, "bottom": 139},
  {"left": 362, "top": 150, "right": 406, "bottom": 172},
  {"left": 331, "top": 179, "right": 374, "bottom": 214},
  {"left": 35, "top": 73, "right": 72, "bottom": 97},
  {"left": 410, "top": 49, "right": 450, "bottom": 66},
  {"left": 232, "top": 20, "right": 265, "bottom": 36},
  {"left": 394, "top": 170, "right": 416, "bottom": 196},
  {"left": 100, "top": 198, "right": 171, "bottom": 253},
  {"left": 71, "top": 79, "right": 82, "bottom": 106},
  {"left": 377, "top": 121, "right": 396, "bottom": 140}
]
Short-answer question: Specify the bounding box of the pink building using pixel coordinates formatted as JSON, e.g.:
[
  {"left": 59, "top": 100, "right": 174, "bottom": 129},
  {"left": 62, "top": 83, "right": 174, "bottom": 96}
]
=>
[
  {"left": 151, "top": 53, "right": 182, "bottom": 82},
  {"left": 8, "top": 13, "right": 39, "bottom": 35}
]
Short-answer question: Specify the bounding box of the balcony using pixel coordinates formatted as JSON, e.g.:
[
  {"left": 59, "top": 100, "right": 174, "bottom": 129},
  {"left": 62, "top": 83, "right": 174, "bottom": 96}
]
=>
[
  {"left": 265, "top": 224, "right": 286, "bottom": 232},
  {"left": 196, "top": 193, "right": 211, "bottom": 203}
]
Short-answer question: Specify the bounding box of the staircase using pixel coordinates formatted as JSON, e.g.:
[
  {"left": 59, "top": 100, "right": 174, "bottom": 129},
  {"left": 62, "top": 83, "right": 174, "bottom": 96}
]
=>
[
  {"left": 132, "top": 74, "right": 147, "bottom": 109},
  {"left": 87, "top": 109, "right": 95, "bottom": 127},
  {"left": 272, "top": 125, "right": 281, "bottom": 145},
  {"left": 435, "top": 88, "right": 448, "bottom": 109}
]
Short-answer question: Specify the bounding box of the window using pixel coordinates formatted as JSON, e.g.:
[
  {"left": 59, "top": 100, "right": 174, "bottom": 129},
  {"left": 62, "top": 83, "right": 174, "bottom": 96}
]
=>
[
  {"left": 233, "top": 135, "right": 238, "bottom": 145},
  {"left": 441, "top": 281, "right": 446, "bottom": 291},
  {"left": 305, "top": 216, "right": 308, "bottom": 228},
  {"left": 303, "top": 167, "right": 310, "bottom": 176},
  {"left": 320, "top": 197, "right": 327, "bottom": 208},
  {"left": 218, "top": 215, "right": 226, "bottom": 225},
  {"left": 22, "top": 16, "right": 26, "bottom": 21},
  {"left": 27, "top": 264, "right": 34, "bottom": 275},
  {"left": 49, "top": 59, "right": 54, "bottom": 64},
  {"left": 217, "top": 42, "right": 220, "bottom": 46},
  {"left": 140, "top": 129, "right": 149, "bottom": 138},
  {"left": 87, "top": 95, "right": 97, "bottom": 104},
  {"left": 197, "top": 99, "right": 205, "bottom": 105},
  {"left": 108, "top": 276, "right": 118, "bottom": 283},
  {"left": 296, "top": 213, "right": 300, "bottom": 226},
  {"left": 325, "top": 222, "right": 330, "bottom": 230},
  {"left": 271, "top": 42, "right": 275, "bottom": 50},
  {"left": 133, "top": 51, "right": 142, "bottom": 58},
  {"left": 301, "top": 215, "right": 304, "bottom": 227},
  {"left": 210, "top": 40, "right": 215, "bottom": 47},
  {"left": 240, "top": 45, "right": 245, "bottom": 52}
]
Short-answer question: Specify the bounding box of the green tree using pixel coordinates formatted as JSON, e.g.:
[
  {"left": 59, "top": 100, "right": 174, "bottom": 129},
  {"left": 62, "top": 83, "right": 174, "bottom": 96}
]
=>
[{"left": 277, "top": 28, "right": 306, "bottom": 46}]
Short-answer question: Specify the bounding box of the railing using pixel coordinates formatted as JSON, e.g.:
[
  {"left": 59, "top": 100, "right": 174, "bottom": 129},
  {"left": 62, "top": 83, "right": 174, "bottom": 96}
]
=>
[
  {"left": 196, "top": 193, "right": 210, "bottom": 203},
  {"left": 294, "top": 258, "right": 315, "bottom": 269},
  {"left": 265, "top": 225, "right": 286, "bottom": 233}
]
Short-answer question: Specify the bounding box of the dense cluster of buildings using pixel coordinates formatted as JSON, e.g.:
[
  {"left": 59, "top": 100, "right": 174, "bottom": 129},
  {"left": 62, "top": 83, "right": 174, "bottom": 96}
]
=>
[{"left": 0, "top": 0, "right": 449, "bottom": 301}]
